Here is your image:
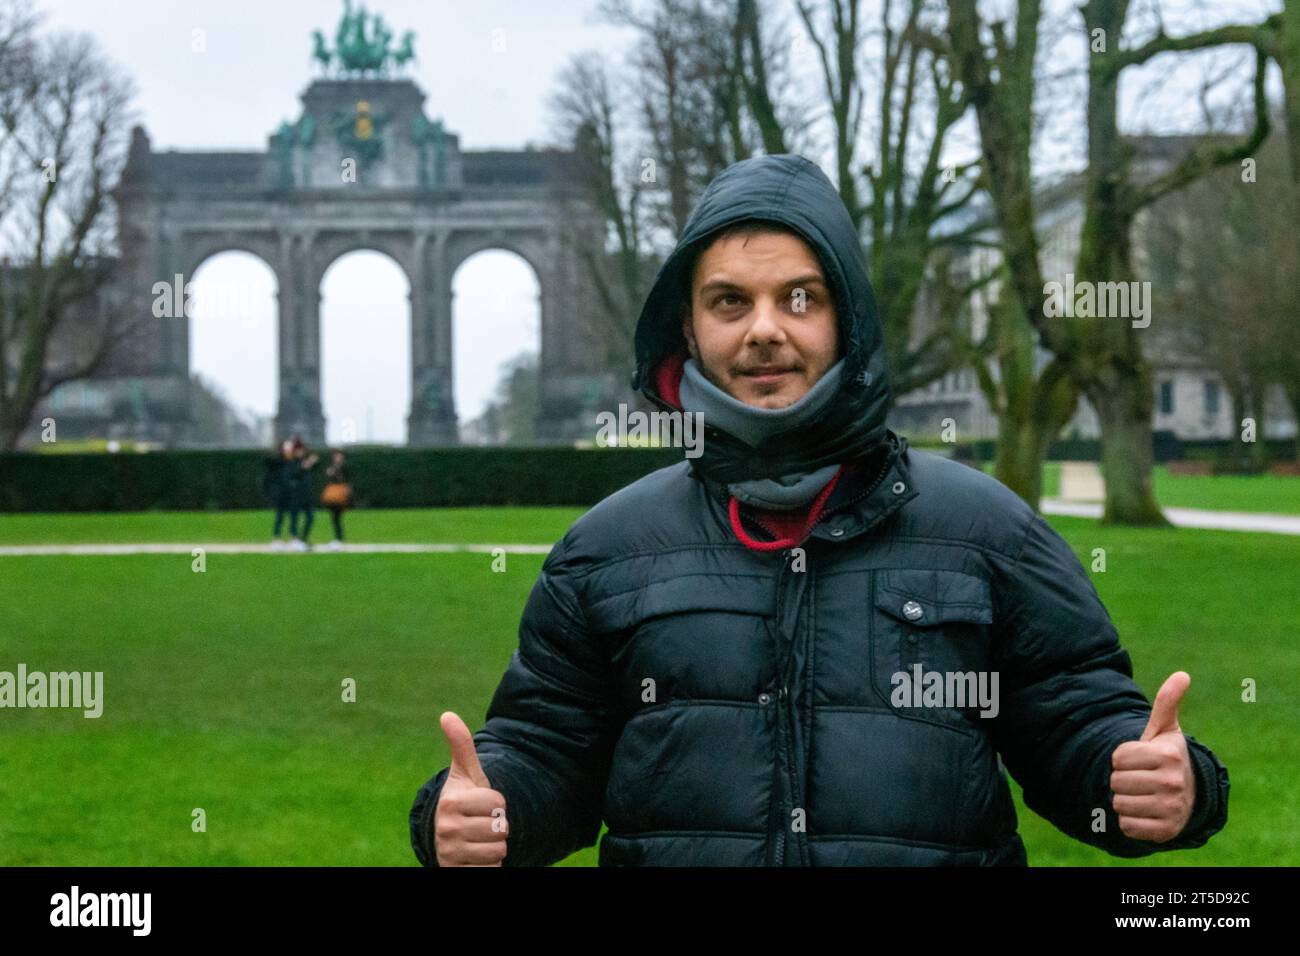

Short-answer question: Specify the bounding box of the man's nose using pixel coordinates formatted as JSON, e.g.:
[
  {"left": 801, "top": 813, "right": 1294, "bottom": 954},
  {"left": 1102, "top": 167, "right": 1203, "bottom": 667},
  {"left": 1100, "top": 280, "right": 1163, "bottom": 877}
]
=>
[{"left": 744, "top": 297, "right": 787, "bottom": 346}]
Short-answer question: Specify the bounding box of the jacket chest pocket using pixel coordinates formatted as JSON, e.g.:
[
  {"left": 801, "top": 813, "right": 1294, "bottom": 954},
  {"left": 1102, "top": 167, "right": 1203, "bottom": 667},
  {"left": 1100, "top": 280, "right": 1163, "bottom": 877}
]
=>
[{"left": 869, "top": 569, "right": 997, "bottom": 724}]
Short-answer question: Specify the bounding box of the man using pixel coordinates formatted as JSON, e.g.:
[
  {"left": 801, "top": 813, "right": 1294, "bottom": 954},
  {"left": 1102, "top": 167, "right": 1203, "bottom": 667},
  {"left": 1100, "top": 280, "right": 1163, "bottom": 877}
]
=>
[{"left": 410, "top": 153, "right": 1228, "bottom": 866}]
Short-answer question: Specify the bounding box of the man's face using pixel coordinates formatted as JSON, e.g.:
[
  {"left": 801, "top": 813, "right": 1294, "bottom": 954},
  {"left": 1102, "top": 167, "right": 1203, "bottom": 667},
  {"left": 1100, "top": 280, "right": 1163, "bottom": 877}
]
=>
[{"left": 682, "top": 229, "right": 839, "bottom": 409}]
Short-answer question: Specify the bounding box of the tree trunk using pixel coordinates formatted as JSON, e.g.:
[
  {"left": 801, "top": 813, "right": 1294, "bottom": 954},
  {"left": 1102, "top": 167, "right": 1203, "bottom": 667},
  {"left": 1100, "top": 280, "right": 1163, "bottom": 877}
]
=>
[
  {"left": 1279, "top": 2, "right": 1300, "bottom": 186},
  {"left": 1088, "top": 371, "right": 1167, "bottom": 525},
  {"left": 0, "top": 392, "right": 40, "bottom": 451},
  {"left": 993, "top": 407, "right": 1047, "bottom": 506},
  {"left": 992, "top": 355, "right": 1077, "bottom": 510}
]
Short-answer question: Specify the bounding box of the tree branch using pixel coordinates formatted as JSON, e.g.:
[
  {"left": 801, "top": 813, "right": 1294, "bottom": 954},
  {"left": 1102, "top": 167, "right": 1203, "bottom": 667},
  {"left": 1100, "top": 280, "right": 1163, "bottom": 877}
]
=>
[{"left": 1133, "top": 48, "right": 1271, "bottom": 211}]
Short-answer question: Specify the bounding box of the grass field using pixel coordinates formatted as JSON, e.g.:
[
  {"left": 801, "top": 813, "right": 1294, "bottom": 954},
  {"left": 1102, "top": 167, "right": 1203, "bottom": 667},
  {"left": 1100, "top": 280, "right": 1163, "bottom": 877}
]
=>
[
  {"left": 1, "top": 507, "right": 1296, "bottom": 866},
  {"left": 978, "top": 462, "right": 1299, "bottom": 514}
]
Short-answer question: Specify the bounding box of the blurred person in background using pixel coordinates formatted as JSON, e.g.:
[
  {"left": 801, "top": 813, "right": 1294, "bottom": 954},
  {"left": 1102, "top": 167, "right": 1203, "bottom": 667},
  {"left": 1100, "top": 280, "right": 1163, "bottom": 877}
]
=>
[
  {"left": 263, "top": 438, "right": 297, "bottom": 550},
  {"left": 320, "top": 449, "right": 353, "bottom": 551},
  {"left": 286, "top": 436, "right": 319, "bottom": 552}
]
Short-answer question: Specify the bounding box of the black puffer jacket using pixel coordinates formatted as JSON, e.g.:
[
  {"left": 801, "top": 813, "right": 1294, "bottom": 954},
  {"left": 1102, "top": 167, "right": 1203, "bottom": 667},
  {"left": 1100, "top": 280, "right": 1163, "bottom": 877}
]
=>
[{"left": 409, "top": 154, "right": 1229, "bottom": 866}]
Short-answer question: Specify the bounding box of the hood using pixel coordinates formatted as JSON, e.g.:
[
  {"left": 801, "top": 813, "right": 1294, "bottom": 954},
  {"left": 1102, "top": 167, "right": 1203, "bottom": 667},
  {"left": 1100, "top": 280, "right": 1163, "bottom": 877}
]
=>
[{"left": 631, "top": 153, "right": 893, "bottom": 484}]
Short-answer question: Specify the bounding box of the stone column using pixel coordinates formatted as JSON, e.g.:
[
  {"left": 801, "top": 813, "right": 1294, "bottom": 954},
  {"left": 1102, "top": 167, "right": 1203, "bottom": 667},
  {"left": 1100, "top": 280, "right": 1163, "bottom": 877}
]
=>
[
  {"left": 407, "top": 228, "right": 458, "bottom": 444},
  {"left": 274, "top": 231, "right": 325, "bottom": 443},
  {"left": 151, "top": 230, "right": 197, "bottom": 445},
  {"left": 535, "top": 227, "right": 610, "bottom": 443}
]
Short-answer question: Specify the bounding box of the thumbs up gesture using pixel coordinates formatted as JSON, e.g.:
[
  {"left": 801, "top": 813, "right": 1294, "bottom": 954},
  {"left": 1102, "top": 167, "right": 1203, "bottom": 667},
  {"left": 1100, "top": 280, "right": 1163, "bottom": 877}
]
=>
[
  {"left": 1109, "top": 671, "right": 1196, "bottom": 843},
  {"left": 434, "top": 711, "right": 510, "bottom": 866}
]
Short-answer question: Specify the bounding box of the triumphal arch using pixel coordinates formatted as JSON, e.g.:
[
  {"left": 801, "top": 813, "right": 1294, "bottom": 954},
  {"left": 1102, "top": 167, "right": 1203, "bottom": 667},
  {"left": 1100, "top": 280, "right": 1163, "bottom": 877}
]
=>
[{"left": 112, "top": 3, "right": 611, "bottom": 444}]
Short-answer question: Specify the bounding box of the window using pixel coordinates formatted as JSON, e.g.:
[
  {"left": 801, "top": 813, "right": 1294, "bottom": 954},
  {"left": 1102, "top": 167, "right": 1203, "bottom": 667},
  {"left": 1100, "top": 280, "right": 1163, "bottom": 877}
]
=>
[
  {"left": 1159, "top": 381, "right": 1174, "bottom": 415},
  {"left": 1204, "top": 380, "right": 1220, "bottom": 416}
]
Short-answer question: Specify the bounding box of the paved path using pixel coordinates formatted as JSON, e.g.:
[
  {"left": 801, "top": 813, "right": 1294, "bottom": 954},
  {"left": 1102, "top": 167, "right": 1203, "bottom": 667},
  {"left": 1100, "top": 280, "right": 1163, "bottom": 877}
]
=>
[
  {"left": 1057, "top": 461, "right": 1106, "bottom": 502},
  {"left": 1040, "top": 500, "right": 1300, "bottom": 535}
]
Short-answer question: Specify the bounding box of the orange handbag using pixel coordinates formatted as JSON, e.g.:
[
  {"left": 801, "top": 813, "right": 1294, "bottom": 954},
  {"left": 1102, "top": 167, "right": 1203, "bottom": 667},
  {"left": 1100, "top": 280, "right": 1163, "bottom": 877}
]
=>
[{"left": 322, "top": 482, "right": 352, "bottom": 508}]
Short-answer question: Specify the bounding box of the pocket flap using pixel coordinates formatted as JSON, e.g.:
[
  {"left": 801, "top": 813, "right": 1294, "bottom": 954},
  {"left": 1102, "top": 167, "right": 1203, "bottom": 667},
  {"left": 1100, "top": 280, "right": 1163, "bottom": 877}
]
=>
[
  {"left": 586, "top": 572, "right": 775, "bottom": 633},
  {"left": 874, "top": 569, "right": 993, "bottom": 626}
]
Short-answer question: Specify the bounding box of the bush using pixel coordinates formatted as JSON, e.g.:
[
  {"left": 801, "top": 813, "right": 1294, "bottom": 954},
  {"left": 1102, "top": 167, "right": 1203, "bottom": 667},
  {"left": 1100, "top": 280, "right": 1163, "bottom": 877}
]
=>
[{"left": 0, "top": 447, "right": 683, "bottom": 512}]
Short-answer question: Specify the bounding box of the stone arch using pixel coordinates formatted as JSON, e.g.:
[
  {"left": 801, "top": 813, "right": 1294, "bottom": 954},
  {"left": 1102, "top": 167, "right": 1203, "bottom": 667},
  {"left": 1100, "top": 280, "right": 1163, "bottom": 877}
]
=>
[
  {"left": 444, "top": 230, "right": 551, "bottom": 282},
  {"left": 182, "top": 235, "right": 285, "bottom": 285},
  {"left": 309, "top": 234, "right": 417, "bottom": 290},
  {"left": 185, "top": 248, "right": 281, "bottom": 437},
  {"left": 314, "top": 246, "right": 413, "bottom": 443},
  {"left": 439, "top": 229, "right": 567, "bottom": 436},
  {"left": 445, "top": 241, "right": 545, "bottom": 437}
]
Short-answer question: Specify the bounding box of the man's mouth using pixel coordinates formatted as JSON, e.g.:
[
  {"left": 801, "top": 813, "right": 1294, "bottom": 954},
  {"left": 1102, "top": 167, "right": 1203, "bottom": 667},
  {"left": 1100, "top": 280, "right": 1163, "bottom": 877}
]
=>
[{"left": 741, "top": 366, "right": 795, "bottom": 383}]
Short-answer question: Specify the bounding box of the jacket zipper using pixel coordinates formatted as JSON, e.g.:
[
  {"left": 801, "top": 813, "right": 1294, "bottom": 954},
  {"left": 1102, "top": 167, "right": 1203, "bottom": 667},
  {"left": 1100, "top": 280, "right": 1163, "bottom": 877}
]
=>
[
  {"left": 776, "top": 684, "right": 799, "bottom": 865},
  {"left": 771, "top": 551, "right": 810, "bottom": 866}
]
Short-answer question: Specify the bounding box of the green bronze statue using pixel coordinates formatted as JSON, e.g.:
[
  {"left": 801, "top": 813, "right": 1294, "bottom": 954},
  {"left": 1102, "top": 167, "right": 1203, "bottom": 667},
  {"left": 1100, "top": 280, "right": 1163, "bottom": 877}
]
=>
[{"left": 313, "top": 0, "right": 416, "bottom": 77}]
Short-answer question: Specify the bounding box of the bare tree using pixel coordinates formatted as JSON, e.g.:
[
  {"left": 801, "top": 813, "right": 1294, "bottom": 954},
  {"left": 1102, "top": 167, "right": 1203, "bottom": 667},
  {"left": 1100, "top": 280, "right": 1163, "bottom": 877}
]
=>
[
  {"left": 795, "top": 0, "right": 986, "bottom": 397},
  {"left": 941, "top": 0, "right": 1085, "bottom": 506},
  {"left": 1145, "top": 134, "right": 1300, "bottom": 468},
  {"left": 946, "top": 0, "right": 1273, "bottom": 523},
  {"left": 1070, "top": 0, "right": 1270, "bottom": 522},
  {"left": 551, "top": 0, "right": 991, "bottom": 420},
  {"left": 549, "top": 0, "right": 811, "bottom": 389},
  {"left": 0, "top": 15, "right": 137, "bottom": 450},
  {"left": 550, "top": 51, "right": 650, "bottom": 380}
]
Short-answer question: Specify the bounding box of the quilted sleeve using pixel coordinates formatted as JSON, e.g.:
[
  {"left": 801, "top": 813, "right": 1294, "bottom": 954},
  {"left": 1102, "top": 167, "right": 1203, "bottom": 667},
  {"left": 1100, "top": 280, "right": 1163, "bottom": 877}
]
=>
[
  {"left": 410, "top": 532, "right": 620, "bottom": 866},
  {"left": 986, "top": 513, "right": 1229, "bottom": 857}
]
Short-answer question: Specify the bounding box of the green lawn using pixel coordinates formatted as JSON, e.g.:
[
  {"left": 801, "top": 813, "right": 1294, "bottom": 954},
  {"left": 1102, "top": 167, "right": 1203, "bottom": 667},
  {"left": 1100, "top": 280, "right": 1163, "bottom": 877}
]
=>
[
  {"left": 978, "top": 462, "right": 1299, "bottom": 514},
  {"left": 1151, "top": 468, "right": 1300, "bottom": 515},
  {"left": 0, "top": 506, "right": 583, "bottom": 545},
  {"left": 0, "top": 463, "right": 1292, "bottom": 550},
  {"left": 0, "top": 509, "right": 1295, "bottom": 866}
]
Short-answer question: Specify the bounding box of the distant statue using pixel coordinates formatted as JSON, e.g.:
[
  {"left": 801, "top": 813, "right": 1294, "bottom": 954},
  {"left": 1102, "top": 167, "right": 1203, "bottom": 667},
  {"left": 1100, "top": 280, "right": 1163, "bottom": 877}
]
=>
[
  {"left": 336, "top": 0, "right": 358, "bottom": 55},
  {"left": 393, "top": 30, "right": 416, "bottom": 71},
  {"left": 311, "top": 30, "right": 332, "bottom": 74},
  {"left": 314, "top": 0, "right": 413, "bottom": 77}
]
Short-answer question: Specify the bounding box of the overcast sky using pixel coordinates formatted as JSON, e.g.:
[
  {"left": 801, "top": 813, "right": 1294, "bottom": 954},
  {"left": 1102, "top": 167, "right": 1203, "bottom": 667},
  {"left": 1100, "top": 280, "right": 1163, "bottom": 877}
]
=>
[{"left": 40, "top": 0, "right": 628, "bottom": 443}]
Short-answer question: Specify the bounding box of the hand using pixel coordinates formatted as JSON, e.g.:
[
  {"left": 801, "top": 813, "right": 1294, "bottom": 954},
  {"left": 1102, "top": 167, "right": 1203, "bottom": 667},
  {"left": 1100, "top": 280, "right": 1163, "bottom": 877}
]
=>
[
  {"left": 434, "top": 711, "right": 510, "bottom": 866},
  {"left": 1110, "top": 671, "right": 1196, "bottom": 843}
]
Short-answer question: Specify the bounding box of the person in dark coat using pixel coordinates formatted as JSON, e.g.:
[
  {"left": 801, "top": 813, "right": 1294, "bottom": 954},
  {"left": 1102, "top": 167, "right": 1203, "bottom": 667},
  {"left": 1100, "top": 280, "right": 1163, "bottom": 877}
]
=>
[
  {"left": 284, "top": 436, "right": 319, "bottom": 551},
  {"left": 410, "top": 154, "right": 1228, "bottom": 867},
  {"left": 264, "top": 438, "right": 297, "bottom": 549}
]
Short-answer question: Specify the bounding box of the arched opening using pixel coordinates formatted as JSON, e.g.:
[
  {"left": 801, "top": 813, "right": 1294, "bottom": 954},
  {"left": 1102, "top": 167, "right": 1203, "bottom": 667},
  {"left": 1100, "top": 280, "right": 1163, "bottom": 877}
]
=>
[
  {"left": 451, "top": 249, "right": 541, "bottom": 444},
  {"left": 319, "top": 250, "right": 411, "bottom": 445},
  {"left": 188, "top": 251, "right": 277, "bottom": 446}
]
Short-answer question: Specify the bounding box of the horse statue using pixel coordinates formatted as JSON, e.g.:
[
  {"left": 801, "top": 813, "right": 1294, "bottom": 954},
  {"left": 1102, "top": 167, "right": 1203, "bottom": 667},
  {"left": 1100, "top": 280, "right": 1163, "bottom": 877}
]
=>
[
  {"left": 393, "top": 30, "right": 416, "bottom": 71},
  {"left": 311, "top": 30, "right": 332, "bottom": 74}
]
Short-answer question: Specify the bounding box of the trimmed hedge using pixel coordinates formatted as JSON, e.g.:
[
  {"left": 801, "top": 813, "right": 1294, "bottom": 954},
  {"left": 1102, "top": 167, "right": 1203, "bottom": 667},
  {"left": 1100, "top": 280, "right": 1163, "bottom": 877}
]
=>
[{"left": 0, "top": 447, "right": 683, "bottom": 512}]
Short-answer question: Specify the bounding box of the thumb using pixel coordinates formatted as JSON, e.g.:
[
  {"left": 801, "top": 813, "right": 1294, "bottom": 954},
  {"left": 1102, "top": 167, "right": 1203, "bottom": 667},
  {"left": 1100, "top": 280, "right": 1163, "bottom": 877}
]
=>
[
  {"left": 440, "top": 711, "right": 491, "bottom": 788},
  {"left": 1140, "top": 671, "right": 1189, "bottom": 742}
]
